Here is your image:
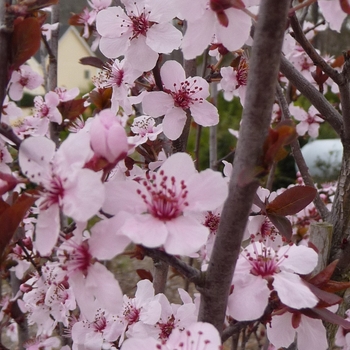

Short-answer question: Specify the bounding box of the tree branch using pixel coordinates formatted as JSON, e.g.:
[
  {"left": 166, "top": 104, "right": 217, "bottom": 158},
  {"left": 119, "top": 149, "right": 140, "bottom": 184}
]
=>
[
  {"left": 279, "top": 55, "right": 343, "bottom": 136},
  {"left": 197, "top": 0, "right": 290, "bottom": 333},
  {"left": 0, "top": 123, "right": 22, "bottom": 149},
  {"left": 339, "top": 52, "right": 350, "bottom": 140},
  {"left": 0, "top": 0, "right": 12, "bottom": 122},
  {"left": 142, "top": 247, "right": 202, "bottom": 285},
  {"left": 275, "top": 84, "right": 330, "bottom": 221},
  {"left": 289, "top": 14, "right": 344, "bottom": 86}
]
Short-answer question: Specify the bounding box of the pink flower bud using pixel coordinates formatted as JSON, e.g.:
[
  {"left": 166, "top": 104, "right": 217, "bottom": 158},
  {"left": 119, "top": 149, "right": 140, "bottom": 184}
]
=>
[{"left": 89, "top": 109, "right": 128, "bottom": 164}]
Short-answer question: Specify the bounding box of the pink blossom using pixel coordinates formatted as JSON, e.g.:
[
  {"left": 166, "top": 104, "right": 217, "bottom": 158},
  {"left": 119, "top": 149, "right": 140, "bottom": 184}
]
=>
[
  {"left": 227, "top": 242, "right": 318, "bottom": 321},
  {"left": 178, "top": 0, "right": 253, "bottom": 59},
  {"left": 93, "top": 58, "right": 142, "bottom": 114},
  {"left": 54, "top": 87, "right": 80, "bottom": 102},
  {"left": 18, "top": 133, "right": 105, "bottom": 255},
  {"left": 78, "top": 7, "right": 95, "bottom": 38},
  {"left": 41, "top": 23, "right": 59, "bottom": 41},
  {"left": 58, "top": 219, "right": 128, "bottom": 319},
  {"left": 24, "top": 336, "right": 61, "bottom": 350},
  {"left": 20, "top": 262, "right": 76, "bottom": 336},
  {"left": 318, "top": 0, "right": 347, "bottom": 32},
  {"left": 155, "top": 289, "right": 197, "bottom": 341},
  {"left": 96, "top": 0, "right": 182, "bottom": 71},
  {"left": 335, "top": 309, "right": 350, "bottom": 349},
  {"left": 33, "top": 91, "right": 62, "bottom": 124},
  {"left": 103, "top": 152, "right": 228, "bottom": 256},
  {"left": 8, "top": 65, "right": 44, "bottom": 101},
  {"left": 267, "top": 311, "right": 328, "bottom": 350},
  {"left": 129, "top": 115, "right": 163, "bottom": 146},
  {"left": 289, "top": 104, "right": 324, "bottom": 138},
  {"left": 114, "top": 279, "right": 162, "bottom": 345},
  {"left": 71, "top": 308, "right": 121, "bottom": 349},
  {"left": 142, "top": 60, "right": 219, "bottom": 140},
  {"left": 89, "top": 109, "right": 129, "bottom": 164},
  {"left": 220, "top": 56, "right": 248, "bottom": 105},
  {"left": 121, "top": 322, "right": 222, "bottom": 350}
]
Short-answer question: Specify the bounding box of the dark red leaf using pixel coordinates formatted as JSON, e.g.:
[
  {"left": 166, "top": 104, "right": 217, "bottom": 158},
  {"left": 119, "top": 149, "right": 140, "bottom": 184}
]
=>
[
  {"left": 0, "top": 191, "right": 37, "bottom": 260},
  {"left": 136, "top": 269, "right": 153, "bottom": 282},
  {"left": 305, "top": 282, "right": 343, "bottom": 307},
  {"left": 266, "top": 186, "right": 317, "bottom": 216},
  {"left": 59, "top": 98, "right": 87, "bottom": 122},
  {"left": 0, "top": 173, "right": 19, "bottom": 196},
  {"left": 11, "top": 17, "right": 41, "bottom": 71},
  {"left": 311, "top": 308, "right": 350, "bottom": 329},
  {"left": 309, "top": 260, "right": 339, "bottom": 287},
  {"left": 80, "top": 57, "right": 105, "bottom": 69},
  {"left": 340, "top": 0, "right": 350, "bottom": 14},
  {"left": 267, "top": 213, "right": 292, "bottom": 240}
]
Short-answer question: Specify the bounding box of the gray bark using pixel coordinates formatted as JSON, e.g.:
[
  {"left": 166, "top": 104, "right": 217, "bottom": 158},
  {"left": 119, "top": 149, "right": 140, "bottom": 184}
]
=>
[{"left": 197, "top": 0, "right": 290, "bottom": 332}]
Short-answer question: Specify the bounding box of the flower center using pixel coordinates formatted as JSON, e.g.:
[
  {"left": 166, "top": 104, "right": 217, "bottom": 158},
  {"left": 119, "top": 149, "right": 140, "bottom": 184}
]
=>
[
  {"left": 123, "top": 301, "right": 140, "bottom": 325},
  {"left": 61, "top": 240, "right": 92, "bottom": 276},
  {"left": 34, "top": 99, "right": 49, "bottom": 118},
  {"left": 131, "top": 116, "right": 155, "bottom": 136},
  {"left": 167, "top": 80, "right": 203, "bottom": 109},
  {"left": 93, "top": 313, "right": 107, "bottom": 333},
  {"left": 204, "top": 211, "right": 220, "bottom": 234},
  {"left": 235, "top": 58, "right": 248, "bottom": 87},
  {"left": 243, "top": 244, "right": 288, "bottom": 278},
  {"left": 40, "top": 174, "right": 66, "bottom": 210},
  {"left": 158, "top": 315, "right": 175, "bottom": 340},
  {"left": 129, "top": 11, "right": 150, "bottom": 39},
  {"left": 137, "top": 170, "right": 189, "bottom": 221}
]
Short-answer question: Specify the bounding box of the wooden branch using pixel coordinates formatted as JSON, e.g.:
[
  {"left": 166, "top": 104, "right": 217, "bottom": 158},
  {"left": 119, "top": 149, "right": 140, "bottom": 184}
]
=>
[
  {"left": 47, "top": 4, "right": 60, "bottom": 146},
  {"left": 197, "top": 0, "right": 290, "bottom": 333},
  {"left": 0, "top": 123, "right": 22, "bottom": 149},
  {"left": 289, "top": 14, "right": 344, "bottom": 86},
  {"left": 279, "top": 55, "right": 343, "bottom": 137},
  {"left": 339, "top": 52, "right": 350, "bottom": 140},
  {"left": 172, "top": 59, "right": 197, "bottom": 154},
  {"left": 0, "top": 0, "right": 11, "bottom": 122},
  {"left": 276, "top": 84, "right": 330, "bottom": 221},
  {"left": 142, "top": 247, "right": 202, "bottom": 285}
]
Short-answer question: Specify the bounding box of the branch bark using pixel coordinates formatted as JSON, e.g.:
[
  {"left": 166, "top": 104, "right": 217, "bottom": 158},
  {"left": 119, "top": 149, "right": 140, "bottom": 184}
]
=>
[
  {"left": 276, "top": 84, "right": 330, "bottom": 221},
  {"left": 197, "top": 0, "right": 290, "bottom": 333},
  {"left": 279, "top": 55, "right": 343, "bottom": 136},
  {"left": 48, "top": 3, "right": 60, "bottom": 146},
  {"left": 0, "top": 0, "right": 11, "bottom": 121}
]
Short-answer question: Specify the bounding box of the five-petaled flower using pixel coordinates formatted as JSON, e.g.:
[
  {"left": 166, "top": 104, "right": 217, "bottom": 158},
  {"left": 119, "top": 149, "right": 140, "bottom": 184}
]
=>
[{"left": 142, "top": 60, "right": 219, "bottom": 140}]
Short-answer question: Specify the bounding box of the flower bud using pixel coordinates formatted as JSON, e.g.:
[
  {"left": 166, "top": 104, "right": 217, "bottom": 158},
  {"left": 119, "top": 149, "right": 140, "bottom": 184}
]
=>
[{"left": 89, "top": 109, "right": 128, "bottom": 164}]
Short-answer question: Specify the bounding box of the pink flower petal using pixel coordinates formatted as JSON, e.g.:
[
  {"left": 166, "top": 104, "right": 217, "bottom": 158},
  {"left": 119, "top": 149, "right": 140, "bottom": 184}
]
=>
[
  {"left": 162, "top": 107, "right": 187, "bottom": 140},
  {"left": 35, "top": 203, "right": 60, "bottom": 256},
  {"left": 273, "top": 271, "right": 318, "bottom": 309},
  {"left": 267, "top": 313, "right": 295, "bottom": 349},
  {"left": 142, "top": 91, "right": 173, "bottom": 117},
  {"left": 164, "top": 216, "right": 209, "bottom": 255},
  {"left": 228, "top": 274, "right": 270, "bottom": 321}
]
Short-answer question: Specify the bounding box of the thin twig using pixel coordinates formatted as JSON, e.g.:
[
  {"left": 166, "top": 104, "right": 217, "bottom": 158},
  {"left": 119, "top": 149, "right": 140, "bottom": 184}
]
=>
[
  {"left": 275, "top": 84, "right": 330, "bottom": 221},
  {"left": 279, "top": 55, "right": 343, "bottom": 136},
  {"left": 0, "top": 123, "right": 22, "bottom": 149},
  {"left": 289, "top": 14, "right": 343, "bottom": 86},
  {"left": 142, "top": 247, "right": 202, "bottom": 286}
]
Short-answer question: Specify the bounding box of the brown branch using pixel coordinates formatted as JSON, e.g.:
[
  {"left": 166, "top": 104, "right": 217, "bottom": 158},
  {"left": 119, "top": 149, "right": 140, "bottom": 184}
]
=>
[
  {"left": 0, "top": 0, "right": 12, "bottom": 122},
  {"left": 197, "top": 0, "right": 290, "bottom": 333},
  {"left": 0, "top": 123, "right": 22, "bottom": 149},
  {"left": 339, "top": 52, "right": 350, "bottom": 140},
  {"left": 279, "top": 55, "right": 343, "bottom": 136},
  {"left": 172, "top": 59, "right": 197, "bottom": 153},
  {"left": 47, "top": 4, "right": 60, "bottom": 147},
  {"left": 142, "top": 247, "right": 202, "bottom": 285},
  {"left": 289, "top": 14, "right": 344, "bottom": 86},
  {"left": 275, "top": 84, "right": 330, "bottom": 221}
]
